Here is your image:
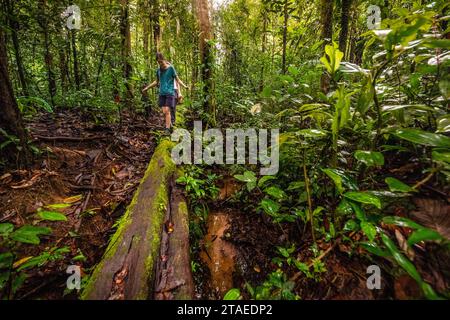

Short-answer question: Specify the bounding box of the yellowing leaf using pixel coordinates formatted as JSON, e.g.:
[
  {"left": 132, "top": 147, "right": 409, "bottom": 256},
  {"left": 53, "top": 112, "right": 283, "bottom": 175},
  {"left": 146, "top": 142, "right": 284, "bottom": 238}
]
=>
[
  {"left": 13, "top": 256, "right": 33, "bottom": 269},
  {"left": 63, "top": 195, "right": 83, "bottom": 204}
]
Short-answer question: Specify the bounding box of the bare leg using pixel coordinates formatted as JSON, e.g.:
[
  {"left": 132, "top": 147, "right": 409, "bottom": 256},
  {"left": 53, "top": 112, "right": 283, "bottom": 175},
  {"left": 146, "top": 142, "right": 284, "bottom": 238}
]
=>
[{"left": 162, "top": 106, "right": 171, "bottom": 129}]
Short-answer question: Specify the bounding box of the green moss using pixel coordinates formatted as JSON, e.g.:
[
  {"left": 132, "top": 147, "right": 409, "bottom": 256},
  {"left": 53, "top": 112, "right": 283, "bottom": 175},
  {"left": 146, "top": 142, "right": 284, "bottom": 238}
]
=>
[{"left": 81, "top": 140, "right": 176, "bottom": 300}]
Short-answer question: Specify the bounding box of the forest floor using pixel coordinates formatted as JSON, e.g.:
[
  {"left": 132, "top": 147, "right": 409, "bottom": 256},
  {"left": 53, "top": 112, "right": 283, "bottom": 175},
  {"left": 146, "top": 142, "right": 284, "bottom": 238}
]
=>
[
  {"left": 1, "top": 110, "right": 449, "bottom": 300},
  {"left": 0, "top": 109, "right": 162, "bottom": 299},
  {"left": 194, "top": 174, "right": 450, "bottom": 300}
]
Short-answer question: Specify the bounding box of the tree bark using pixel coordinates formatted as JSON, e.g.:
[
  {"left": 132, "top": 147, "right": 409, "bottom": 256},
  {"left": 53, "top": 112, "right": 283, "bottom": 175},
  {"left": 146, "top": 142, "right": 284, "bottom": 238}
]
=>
[
  {"left": 193, "top": 0, "right": 215, "bottom": 123},
  {"left": 259, "top": 7, "right": 268, "bottom": 92},
  {"left": 5, "top": 0, "right": 28, "bottom": 96},
  {"left": 120, "top": 0, "right": 133, "bottom": 108},
  {"left": 39, "top": 0, "right": 56, "bottom": 105},
  {"left": 0, "top": 28, "right": 30, "bottom": 166},
  {"left": 320, "top": 0, "right": 334, "bottom": 93},
  {"left": 320, "top": 0, "right": 334, "bottom": 47},
  {"left": 338, "top": 0, "right": 351, "bottom": 58},
  {"left": 71, "top": 30, "right": 80, "bottom": 90},
  {"left": 150, "top": 0, "right": 161, "bottom": 53},
  {"left": 281, "top": 0, "right": 289, "bottom": 75}
]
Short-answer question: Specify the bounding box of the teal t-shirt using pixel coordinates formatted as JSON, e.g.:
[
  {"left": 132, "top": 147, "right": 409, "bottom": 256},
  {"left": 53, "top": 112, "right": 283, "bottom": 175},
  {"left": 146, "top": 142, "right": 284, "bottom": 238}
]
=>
[{"left": 156, "top": 65, "right": 177, "bottom": 96}]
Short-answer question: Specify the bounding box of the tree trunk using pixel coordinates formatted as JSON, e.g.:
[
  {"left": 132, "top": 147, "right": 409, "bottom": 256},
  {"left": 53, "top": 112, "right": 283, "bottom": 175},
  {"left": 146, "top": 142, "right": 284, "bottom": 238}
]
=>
[
  {"left": 39, "top": 0, "right": 56, "bottom": 105},
  {"left": 320, "top": 0, "right": 334, "bottom": 93},
  {"left": 338, "top": 0, "right": 351, "bottom": 58},
  {"left": 6, "top": 0, "right": 28, "bottom": 96},
  {"left": 281, "top": 0, "right": 289, "bottom": 75},
  {"left": 71, "top": 30, "right": 80, "bottom": 90},
  {"left": 143, "top": 3, "right": 150, "bottom": 57},
  {"left": 94, "top": 40, "right": 108, "bottom": 95},
  {"left": 0, "top": 28, "right": 30, "bottom": 166},
  {"left": 120, "top": 0, "right": 133, "bottom": 108},
  {"left": 193, "top": 0, "right": 215, "bottom": 124},
  {"left": 151, "top": 0, "right": 161, "bottom": 53},
  {"left": 59, "top": 48, "right": 69, "bottom": 92},
  {"left": 259, "top": 7, "right": 268, "bottom": 92}
]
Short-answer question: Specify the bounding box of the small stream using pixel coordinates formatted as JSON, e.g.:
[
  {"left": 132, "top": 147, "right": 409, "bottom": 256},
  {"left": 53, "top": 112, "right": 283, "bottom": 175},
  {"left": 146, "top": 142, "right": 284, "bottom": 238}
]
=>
[{"left": 199, "top": 178, "right": 240, "bottom": 298}]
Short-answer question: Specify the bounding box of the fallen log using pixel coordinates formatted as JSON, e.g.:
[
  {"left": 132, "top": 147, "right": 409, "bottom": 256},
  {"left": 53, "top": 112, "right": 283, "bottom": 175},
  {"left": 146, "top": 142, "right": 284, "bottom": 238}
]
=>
[
  {"left": 81, "top": 139, "right": 194, "bottom": 300},
  {"left": 154, "top": 179, "right": 194, "bottom": 300}
]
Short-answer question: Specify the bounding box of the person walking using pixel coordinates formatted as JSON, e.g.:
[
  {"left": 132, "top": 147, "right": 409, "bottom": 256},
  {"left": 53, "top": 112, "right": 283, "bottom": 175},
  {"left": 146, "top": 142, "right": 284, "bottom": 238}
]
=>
[{"left": 142, "top": 53, "right": 186, "bottom": 134}]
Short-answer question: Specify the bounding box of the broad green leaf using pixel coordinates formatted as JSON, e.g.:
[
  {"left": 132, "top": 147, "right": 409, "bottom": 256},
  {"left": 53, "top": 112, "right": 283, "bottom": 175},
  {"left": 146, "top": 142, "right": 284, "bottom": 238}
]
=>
[
  {"left": 0, "top": 252, "right": 13, "bottom": 269},
  {"left": 16, "top": 253, "right": 50, "bottom": 271},
  {"left": 0, "top": 223, "right": 14, "bottom": 236},
  {"left": 382, "top": 104, "right": 434, "bottom": 113},
  {"left": 261, "top": 86, "right": 272, "bottom": 98},
  {"left": 37, "top": 210, "right": 68, "bottom": 222},
  {"left": 385, "top": 177, "right": 415, "bottom": 193},
  {"left": 357, "top": 79, "right": 374, "bottom": 115},
  {"left": 436, "top": 115, "right": 450, "bottom": 133},
  {"left": 422, "top": 39, "right": 450, "bottom": 49},
  {"left": 11, "top": 225, "right": 52, "bottom": 245},
  {"left": 336, "top": 199, "right": 353, "bottom": 216},
  {"left": 234, "top": 171, "right": 256, "bottom": 183},
  {"left": 407, "top": 229, "right": 443, "bottom": 246},
  {"left": 360, "top": 242, "right": 391, "bottom": 257},
  {"left": 223, "top": 288, "right": 241, "bottom": 300},
  {"left": 277, "top": 246, "right": 293, "bottom": 258},
  {"left": 394, "top": 129, "right": 450, "bottom": 148},
  {"left": 321, "top": 168, "right": 357, "bottom": 194},
  {"left": 382, "top": 216, "right": 423, "bottom": 229},
  {"left": 287, "top": 181, "right": 305, "bottom": 191},
  {"left": 0, "top": 271, "right": 10, "bottom": 290},
  {"left": 264, "top": 186, "right": 286, "bottom": 200},
  {"left": 234, "top": 171, "right": 257, "bottom": 192},
  {"left": 288, "top": 66, "right": 300, "bottom": 76},
  {"left": 354, "top": 150, "right": 385, "bottom": 167},
  {"left": 17, "top": 96, "right": 53, "bottom": 113},
  {"left": 322, "top": 168, "right": 343, "bottom": 194},
  {"left": 260, "top": 199, "right": 280, "bottom": 216},
  {"left": 344, "top": 192, "right": 381, "bottom": 209},
  {"left": 432, "top": 149, "right": 450, "bottom": 164},
  {"left": 381, "top": 232, "right": 422, "bottom": 284},
  {"left": 298, "top": 129, "right": 328, "bottom": 138},
  {"left": 420, "top": 282, "right": 444, "bottom": 300},
  {"left": 11, "top": 272, "right": 27, "bottom": 295},
  {"left": 258, "top": 175, "right": 276, "bottom": 188},
  {"left": 321, "top": 42, "right": 344, "bottom": 75},
  {"left": 360, "top": 221, "right": 377, "bottom": 242},
  {"left": 349, "top": 201, "right": 367, "bottom": 221},
  {"left": 343, "top": 219, "right": 358, "bottom": 232}
]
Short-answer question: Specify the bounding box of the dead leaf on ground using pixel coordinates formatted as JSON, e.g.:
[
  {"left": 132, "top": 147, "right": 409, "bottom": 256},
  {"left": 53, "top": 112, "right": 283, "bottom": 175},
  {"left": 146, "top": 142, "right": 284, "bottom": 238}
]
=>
[
  {"left": 11, "top": 172, "right": 42, "bottom": 189},
  {"left": 410, "top": 198, "right": 450, "bottom": 240},
  {"left": 395, "top": 229, "right": 415, "bottom": 260}
]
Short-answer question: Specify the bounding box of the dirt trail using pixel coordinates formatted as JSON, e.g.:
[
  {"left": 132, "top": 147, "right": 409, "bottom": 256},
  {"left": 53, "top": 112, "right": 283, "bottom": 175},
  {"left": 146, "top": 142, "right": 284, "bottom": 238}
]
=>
[{"left": 200, "top": 212, "right": 237, "bottom": 298}]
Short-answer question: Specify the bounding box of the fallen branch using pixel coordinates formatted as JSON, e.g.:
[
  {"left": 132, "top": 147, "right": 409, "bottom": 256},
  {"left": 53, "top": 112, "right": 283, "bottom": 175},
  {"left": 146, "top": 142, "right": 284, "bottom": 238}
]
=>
[
  {"left": 290, "top": 238, "right": 341, "bottom": 282},
  {"left": 33, "top": 135, "right": 109, "bottom": 142}
]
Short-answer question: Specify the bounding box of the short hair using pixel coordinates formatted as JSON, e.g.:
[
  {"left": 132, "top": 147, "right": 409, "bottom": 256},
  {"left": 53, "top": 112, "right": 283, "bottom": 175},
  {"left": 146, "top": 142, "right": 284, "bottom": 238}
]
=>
[{"left": 156, "top": 52, "right": 165, "bottom": 61}]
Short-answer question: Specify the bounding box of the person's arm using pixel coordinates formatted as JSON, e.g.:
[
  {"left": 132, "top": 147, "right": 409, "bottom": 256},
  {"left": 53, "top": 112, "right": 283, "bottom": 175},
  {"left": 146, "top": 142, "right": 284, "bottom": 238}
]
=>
[
  {"left": 176, "top": 76, "right": 188, "bottom": 89},
  {"left": 142, "top": 80, "right": 158, "bottom": 93}
]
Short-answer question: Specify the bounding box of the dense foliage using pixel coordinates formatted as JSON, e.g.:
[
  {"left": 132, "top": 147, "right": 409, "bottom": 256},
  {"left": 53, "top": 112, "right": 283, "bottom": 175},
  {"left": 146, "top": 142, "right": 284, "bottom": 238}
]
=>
[{"left": 0, "top": 0, "right": 449, "bottom": 300}]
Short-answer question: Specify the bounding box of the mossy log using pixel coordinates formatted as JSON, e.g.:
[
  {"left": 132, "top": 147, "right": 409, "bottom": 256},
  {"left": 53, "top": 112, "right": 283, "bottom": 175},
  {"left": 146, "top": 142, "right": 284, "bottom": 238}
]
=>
[{"left": 81, "top": 139, "right": 193, "bottom": 300}]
